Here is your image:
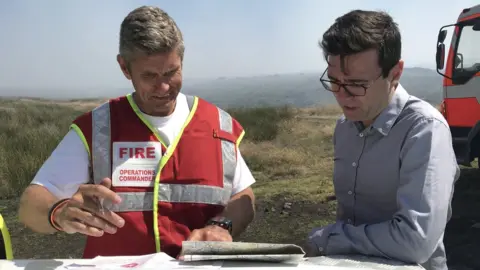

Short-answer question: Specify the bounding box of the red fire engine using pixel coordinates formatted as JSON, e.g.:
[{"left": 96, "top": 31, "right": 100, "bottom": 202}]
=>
[{"left": 436, "top": 4, "right": 480, "bottom": 167}]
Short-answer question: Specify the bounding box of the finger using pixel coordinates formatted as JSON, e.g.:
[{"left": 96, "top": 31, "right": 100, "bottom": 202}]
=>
[
  {"left": 204, "top": 230, "right": 232, "bottom": 242},
  {"left": 70, "top": 191, "right": 125, "bottom": 229},
  {"left": 99, "top": 177, "right": 113, "bottom": 189},
  {"left": 79, "top": 184, "right": 122, "bottom": 204},
  {"left": 64, "top": 208, "right": 117, "bottom": 234},
  {"left": 177, "top": 248, "right": 185, "bottom": 260},
  {"left": 177, "top": 250, "right": 188, "bottom": 261},
  {"left": 92, "top": 178, "right": 113, "bottom": 214},
  {"left": 63, "top": 219, "right": 105, "bottom": 237},
  {"left": 208, "top": 234, "right": 232, "bottom": 241},
  {"left": 69, "top": 207, "right": 119, "bottom": 234},
  {"left": 187, "top": 230, "right": 204, "bottom": 241},
  {"left": 59, "top": 207, "right": 105, "bottom": 236},
  {"left": 71, "top": 195, "right": 101, "bottom": 214},
  {"left": 79, "top": 198, "right": 125, "bottom": 228},
  {"left": 94, "top": 208, "right": 125, "bottom": 228}
]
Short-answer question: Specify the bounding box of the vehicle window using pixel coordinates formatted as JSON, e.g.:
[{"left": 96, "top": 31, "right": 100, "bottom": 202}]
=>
[{"left": 454, "top": 25, "right": 480, "bottom": 72}]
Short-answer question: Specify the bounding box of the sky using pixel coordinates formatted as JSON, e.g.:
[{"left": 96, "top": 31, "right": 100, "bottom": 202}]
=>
[{"left": 0, "top": 0, "right": 477, "bottom": 97}]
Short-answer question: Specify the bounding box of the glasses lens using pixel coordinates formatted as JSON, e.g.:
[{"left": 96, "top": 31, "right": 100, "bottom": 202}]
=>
[
  {"left": 321, "top": 80, "right": 332, "bottom": 91},
  {"left": 343, "top": 85, "right": 366, "bottom": 96}
]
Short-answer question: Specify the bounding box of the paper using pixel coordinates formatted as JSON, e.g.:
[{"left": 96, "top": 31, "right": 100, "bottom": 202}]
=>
[
  {"left": 61, "top": 253, "right": 223, "bottom": 270},
  {"left": 180, "top": 241, "right": 306, "bottom": 263},
  {"left": 304, "top": 255, "right": 426, "bottom": 270}
]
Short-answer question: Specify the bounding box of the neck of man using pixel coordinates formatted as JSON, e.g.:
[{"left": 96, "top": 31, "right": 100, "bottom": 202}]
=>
[{"left": 361, "top": 83, "right": 398, "bottom": 128}]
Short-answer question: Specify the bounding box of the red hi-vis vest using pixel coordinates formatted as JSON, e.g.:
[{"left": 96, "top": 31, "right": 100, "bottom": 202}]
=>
[{"left": 70, "top": 93, "right": 245, "bottom": 259}]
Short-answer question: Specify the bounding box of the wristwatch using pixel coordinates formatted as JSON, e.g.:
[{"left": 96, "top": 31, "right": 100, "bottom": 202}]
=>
[{"left": 206, "top": 216, "right": 233, "bottom": 234}]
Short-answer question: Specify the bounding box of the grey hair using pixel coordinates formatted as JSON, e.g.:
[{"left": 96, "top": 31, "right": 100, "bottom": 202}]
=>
[{"left": 119, "top": 6, "right": 185, "bottom": 64}]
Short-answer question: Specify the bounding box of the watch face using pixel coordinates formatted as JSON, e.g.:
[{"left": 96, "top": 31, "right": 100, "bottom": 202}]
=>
[{"left": 212, "top": 216, "right": 230, "bottom": 223}]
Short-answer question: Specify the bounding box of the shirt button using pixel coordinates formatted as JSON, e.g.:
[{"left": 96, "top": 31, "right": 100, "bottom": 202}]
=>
[
  {"left": 347, "top": 219, "right": 352, "bottom": 224},
  {"left": 318, "top": 247, "right": 324, "bottom": 252},
  {"left": 359, "top": 133, "right": 364, "bottom": 137},
  {"left": 352, "top": 162, "right": 357, "bottom": 167},
  {"left": 348, "top": 191, "right": 352, "bottom": 195}
]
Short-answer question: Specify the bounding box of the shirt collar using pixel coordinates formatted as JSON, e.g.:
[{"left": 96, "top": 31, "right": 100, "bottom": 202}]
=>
[{"left": 351, "top": 83, "right": 410, "bottom": 136}]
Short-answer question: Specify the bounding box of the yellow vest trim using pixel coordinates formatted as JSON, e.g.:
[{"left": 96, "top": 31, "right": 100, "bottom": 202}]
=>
[
  {"left": 236, "top": 129, "right": 245, "bottom": 148},
  {"left": 70, "top": 123, "right": 91, "bottom": 157},
  {"left": 0, "top": 213, "right": 13, "bottom": 260}
]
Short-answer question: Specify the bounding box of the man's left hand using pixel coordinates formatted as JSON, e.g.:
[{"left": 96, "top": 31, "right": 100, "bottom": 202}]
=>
[{"left": 187, "top": 225, "right": 233, "bottom": 242}]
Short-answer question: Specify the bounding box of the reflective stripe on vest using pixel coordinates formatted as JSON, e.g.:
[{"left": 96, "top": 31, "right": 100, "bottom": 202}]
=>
[{"left": 90, "top": 95, "right": 236, "bottom": 212}]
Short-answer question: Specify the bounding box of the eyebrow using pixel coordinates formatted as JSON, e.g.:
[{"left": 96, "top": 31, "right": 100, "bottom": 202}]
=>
[
  {"left": 327, "top": 74, "right": 369, "bottom": 83},
  {"left": 163, "top": 66, "right": 180, "bottom": 75},
  {"left": 141, "top": 66, "right": 180, "bottom": 77},
  {"left": 141, "top": 71, "right": 157, "bottom": 77},
  {"left": 345, "top": 78, "right": 369, "bottom": 83}
]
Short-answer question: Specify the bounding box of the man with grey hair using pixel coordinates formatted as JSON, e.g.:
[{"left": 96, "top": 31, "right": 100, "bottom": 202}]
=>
[{"left": 18, "top": 6, "right": 256, "bottom": 259}]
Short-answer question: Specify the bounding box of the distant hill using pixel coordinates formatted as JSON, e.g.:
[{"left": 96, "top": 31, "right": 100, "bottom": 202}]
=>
[
  {"left": 0, "top": 67, "right": 443, "bottom": 108},
  {"left": 182, "top": 67, "right": 443, "bottom": 108}
]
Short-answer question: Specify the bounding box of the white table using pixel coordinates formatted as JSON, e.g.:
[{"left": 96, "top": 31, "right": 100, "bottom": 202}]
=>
[{"left": 0, "top": 254, "right": 425, "bottom": 270}]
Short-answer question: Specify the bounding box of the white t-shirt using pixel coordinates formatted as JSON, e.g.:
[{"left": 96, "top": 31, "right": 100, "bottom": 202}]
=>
[{"left": 31, "top": 93, "right": 256, "bottom": 199}]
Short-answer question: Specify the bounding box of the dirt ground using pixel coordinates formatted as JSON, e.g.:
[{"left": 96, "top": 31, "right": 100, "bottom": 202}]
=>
[{"left": 2, "top": 167, "right": 480, "bottom": 270}]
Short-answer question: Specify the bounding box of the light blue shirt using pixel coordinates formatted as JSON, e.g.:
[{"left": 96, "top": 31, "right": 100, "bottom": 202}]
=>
[{"left": 307, "top": 84, "right": 460, "bottom": 270}]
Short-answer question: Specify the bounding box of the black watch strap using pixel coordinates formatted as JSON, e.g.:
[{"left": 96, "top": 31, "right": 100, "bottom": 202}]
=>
[{"left": 206, "top": 216, "right": 232, "bottom": 234}]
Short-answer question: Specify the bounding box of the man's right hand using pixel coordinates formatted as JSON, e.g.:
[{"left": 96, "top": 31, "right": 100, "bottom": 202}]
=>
[{"left": 52, "top": 178, "right": 125, "bottom": 237}]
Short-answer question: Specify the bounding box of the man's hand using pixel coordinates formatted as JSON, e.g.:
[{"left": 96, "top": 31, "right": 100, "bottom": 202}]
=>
[
  {"left": 187, "top": 225, "right": 233, "bottom": 242},
  {"left": 178, "top": 225, "right": 233, "bottom": 260},
  {"left": 53, "top": 178, "right": 125, "bottom": 237}
]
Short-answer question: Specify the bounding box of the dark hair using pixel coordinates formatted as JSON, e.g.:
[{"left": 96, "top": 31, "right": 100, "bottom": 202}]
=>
[{"left": 320, "top": 10, "right": 401, "bottom": 77}]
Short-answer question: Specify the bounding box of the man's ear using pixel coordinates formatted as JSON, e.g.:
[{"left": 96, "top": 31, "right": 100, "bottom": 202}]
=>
[
  {"left": 117, "top": 54, "right": 132, "bottom": 80},
  {"left": 389, "top": 59, "right": 404, "bottom": 85},
  {"left": 386, "top": 60, "right": 403, "bottom": 89}
]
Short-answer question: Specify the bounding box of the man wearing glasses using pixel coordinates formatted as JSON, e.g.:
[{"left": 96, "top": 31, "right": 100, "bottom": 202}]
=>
[{"left": 305, "top": 10, "right": 459, "bottom": 270}]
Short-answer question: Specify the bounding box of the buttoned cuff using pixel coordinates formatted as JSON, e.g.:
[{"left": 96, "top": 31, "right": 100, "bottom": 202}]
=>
[{"left": 307, "top": 224, "right": 335, "bottom": 256}]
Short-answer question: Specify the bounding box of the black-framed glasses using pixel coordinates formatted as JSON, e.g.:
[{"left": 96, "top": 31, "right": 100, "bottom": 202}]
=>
[{"left": 319, "top": 68, "right": 382, "bottom": 97}]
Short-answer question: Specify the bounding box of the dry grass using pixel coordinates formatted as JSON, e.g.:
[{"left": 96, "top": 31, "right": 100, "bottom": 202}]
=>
[
  {"left": 297, "top": 104, "right": 343, "bottom": 117},
  {"left": 0, "top": 100, "right": 93, "bottom": 198},
  {"left": 238, "top": 115, "right": 336, "bottom": 201},
  {"left": 0, "top": 98, "right": 479, "bottom": 270}
]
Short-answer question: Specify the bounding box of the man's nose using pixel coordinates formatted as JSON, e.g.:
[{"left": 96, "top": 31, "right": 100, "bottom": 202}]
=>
[{"left": 155, "top": 81, "right": 170, "bottom": 92}]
